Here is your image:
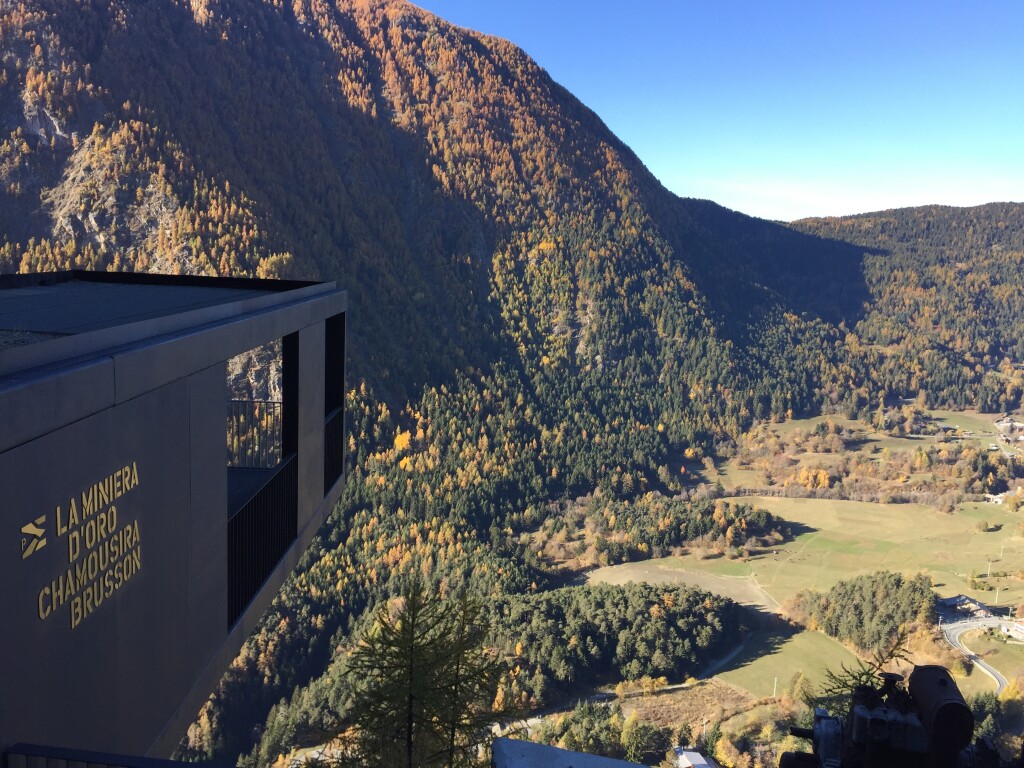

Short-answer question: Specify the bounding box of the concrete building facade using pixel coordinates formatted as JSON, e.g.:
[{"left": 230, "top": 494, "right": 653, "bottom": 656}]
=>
[{"left": 0, "top": 271, "right": 347, "bottom": 758}]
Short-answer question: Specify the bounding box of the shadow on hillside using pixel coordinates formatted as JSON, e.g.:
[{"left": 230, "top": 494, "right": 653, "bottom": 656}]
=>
[
  {"left": 783, "top": 520, "right": 817, "bottom": 539},
  {"left": 842, "top": 436, "right": 874, "bottom": 451},
  {"left": 663, "top": 197, "right": 886, "bottom": 341},
  {"left": 711, "top": 605, "right": 806, "bottom": 678},
  {"left": 39, "top": 4, "right": 514, "bottom": 760},
  {"left": 743, "top": 519, "right": 817, "bottom": 559},
  {"left": 60, "top": 0, "right": 503, "bottom": 404}
]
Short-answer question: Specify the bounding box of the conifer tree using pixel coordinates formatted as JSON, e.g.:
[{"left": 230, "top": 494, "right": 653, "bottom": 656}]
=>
[
  {"left": 346, "top": 579, "right": 447, "bottom": 766},
  {"left": 343, "top": 580, "right": 504, "bottom": 768}
]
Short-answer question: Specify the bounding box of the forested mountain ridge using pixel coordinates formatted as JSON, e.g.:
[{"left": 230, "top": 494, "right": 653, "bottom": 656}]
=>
[
  {"left": 0, "top": 0, "right": 869, "bottom": 416},
  {"left": 793, "top": 204, "right": 1024, "bottom": 410},
  {"left": 3, "top": 1, "right": 1024, "bottom": 764}
]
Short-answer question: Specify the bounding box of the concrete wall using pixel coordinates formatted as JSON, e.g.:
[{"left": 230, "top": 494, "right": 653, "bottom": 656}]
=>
[
  {"left": 0, "top": 277, "right": 347, "bottom": 757},
  {"left": 0, "top": 373, "right": 224, "bottom": 754}
]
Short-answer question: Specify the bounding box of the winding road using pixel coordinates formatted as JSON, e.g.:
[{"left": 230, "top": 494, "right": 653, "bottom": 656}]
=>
[{"left": 940, "top": 617, "right": 1011, "bottom": 694}]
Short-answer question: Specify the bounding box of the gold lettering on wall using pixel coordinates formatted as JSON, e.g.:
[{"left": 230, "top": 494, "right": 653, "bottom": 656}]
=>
[{"left": 34, "top": 462, "right": 144, "bottom": 629}]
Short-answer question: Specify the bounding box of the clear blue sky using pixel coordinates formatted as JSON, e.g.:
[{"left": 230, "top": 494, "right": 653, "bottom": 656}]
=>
[{"left": 412, "top": 1, "right": 1024, "bottom": 221}]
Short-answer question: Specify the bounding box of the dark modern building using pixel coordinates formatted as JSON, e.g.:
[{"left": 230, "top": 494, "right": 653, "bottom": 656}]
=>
[{"left": 0, "top": 271, "right": 347, "bottom": 759}]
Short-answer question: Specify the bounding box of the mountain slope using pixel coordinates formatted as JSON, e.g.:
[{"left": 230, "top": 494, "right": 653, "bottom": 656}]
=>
[
  {"left": 0, "top": 0, "right": 869, "bottom": 412},
  {"left": 793, "top": 203, "right": 1024, "bottom": 360},
  {"left": 0, "top": 2, "right": 847, "bottom": 759},
  {"left": 3, "top": 1, "right": 1024, "bottom": 763},
  {"left": 793, "top": 204, "right": 1024, "bottom": 410}
]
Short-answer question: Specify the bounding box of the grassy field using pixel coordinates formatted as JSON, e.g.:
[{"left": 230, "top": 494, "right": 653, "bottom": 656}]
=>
[
  {"left": 622, "top": 678, "right": 755, "bottom": 731},
  {"left": 606, "top": 495, "right": 1024, "bottom": 608},
  {"left": 770, "top": 414, "right": 858, "bottom": 436},
  {"left": 962, "top": 628, "right": 1024, "bottom": 682},
  {"left": 768, "top": 409, "right": 1001, "bottom": 442},
  {"left": 588, "top": 492, "right": 1024, "bottom": 698},
  {"left": 589, "top": 559, "right": 780, "bottom": 611},
  {"left": 951, "top": 663, "right": 1004, "bottom": 697},
  {"left": 588, "top": 548, "right": 861, "bottom": 699},
  {"left": 713, "top": 462, "right": 765, "bottom": 490},
  {"left": 747, "top": 496, "right": 1024, "bottom": 606},
  {"left": 604, "top": 410, "right": 1024, "bottom": 702},
  {"left": 716, "top": 626, "right": 859, "bottom": 699},
  {"left": 929, "top": 409, "right": 1003, "bottom": 439},
  {"left": 591, "top": 494, "right": 1024, "bottom": 608}
]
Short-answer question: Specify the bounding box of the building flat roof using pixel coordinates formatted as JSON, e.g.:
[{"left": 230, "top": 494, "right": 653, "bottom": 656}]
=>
[
  {"left": 0, "top": 271, "right": 338, "bottom": 378},
  {"left": 491, "top": 738, "right": 644, "bottom": 767},
  {"left": 0, "top": 279, "right": 276, "bottom": 337},
  {"left": 0, "top": 271, "right": 346, "bottom": 453}
]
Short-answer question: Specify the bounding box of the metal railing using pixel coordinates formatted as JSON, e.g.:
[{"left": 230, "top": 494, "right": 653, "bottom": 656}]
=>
[
  {"left": 227, "top": 400, "right": 282, "bottom": 469},
  {"left": 227, "top": 455, "right": 297, "bottom": 625}
]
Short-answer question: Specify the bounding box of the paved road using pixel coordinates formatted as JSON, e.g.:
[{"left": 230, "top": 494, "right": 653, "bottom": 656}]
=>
[{"left": 940, "top": 617, "right": 1010, "bottom": 694}]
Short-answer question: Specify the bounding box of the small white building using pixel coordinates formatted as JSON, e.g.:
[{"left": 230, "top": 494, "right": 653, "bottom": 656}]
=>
[
  {"left": 1001, "top": 622, "right": 1024, "bottom": 641},
  {"left": 674, "top": 748, "right": 720, "bottom": 768}
]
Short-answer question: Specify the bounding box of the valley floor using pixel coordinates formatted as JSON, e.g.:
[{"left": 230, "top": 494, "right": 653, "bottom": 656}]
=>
[{"left": 589, "top": 410, "right": 1024, "bottom": 724}]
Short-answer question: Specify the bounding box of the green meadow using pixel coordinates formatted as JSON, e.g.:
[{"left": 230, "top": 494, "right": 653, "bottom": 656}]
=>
[
  {"left": 596, "top": 495, "right": 1024, "bottom": 608},
  {"left": 590, "top": 493, "right": 1023, "bottom": 697},
  {"left": 961, "top": 628, "right": 1024, "bottom": 683},
  {"left": 716, "top": 627, "right": 859, "bottom": 699}
]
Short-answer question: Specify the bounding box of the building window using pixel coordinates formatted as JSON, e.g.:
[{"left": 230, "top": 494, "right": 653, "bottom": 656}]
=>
[{"left": 225, "top": 336, "right": 298, "bottom": 626}]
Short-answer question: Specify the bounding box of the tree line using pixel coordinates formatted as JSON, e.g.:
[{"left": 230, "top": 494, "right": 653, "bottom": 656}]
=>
[{"left": 792, "top": 571, "right": 936, "bottom": 653}]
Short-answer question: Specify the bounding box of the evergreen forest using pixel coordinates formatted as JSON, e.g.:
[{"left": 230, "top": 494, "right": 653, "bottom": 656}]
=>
[{"left": 2, "top": 1, "right": 1023, "bottom": 764}]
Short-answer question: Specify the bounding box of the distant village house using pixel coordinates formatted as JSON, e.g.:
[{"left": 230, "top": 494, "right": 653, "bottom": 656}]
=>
[
  {"left": 938, "top": 595, "right": 994, "bottom": 619},
  {"left": 1001, "top": 622, "right": 1024, "bottom": 641}
]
